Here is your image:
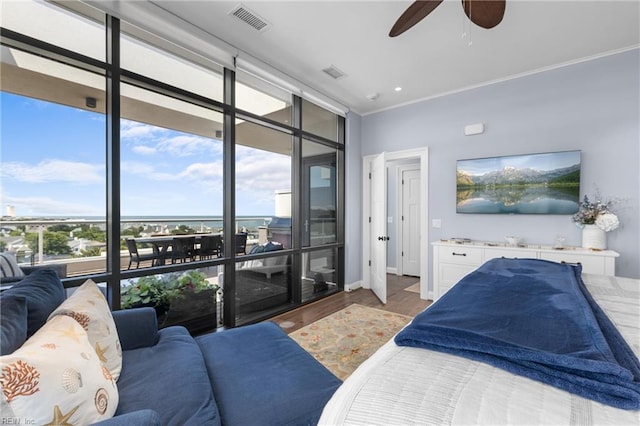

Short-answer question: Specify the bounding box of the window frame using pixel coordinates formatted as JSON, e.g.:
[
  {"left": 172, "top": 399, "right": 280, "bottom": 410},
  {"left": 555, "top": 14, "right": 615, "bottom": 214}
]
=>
[{"left": 0, "top": 7, "right": 345, "bottom": 328}]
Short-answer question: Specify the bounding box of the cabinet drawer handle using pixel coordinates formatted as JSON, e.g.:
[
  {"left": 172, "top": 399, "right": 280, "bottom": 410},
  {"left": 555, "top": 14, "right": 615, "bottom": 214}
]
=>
[{"left": 452, "top": 252, "right": 467, "bottom": 257}]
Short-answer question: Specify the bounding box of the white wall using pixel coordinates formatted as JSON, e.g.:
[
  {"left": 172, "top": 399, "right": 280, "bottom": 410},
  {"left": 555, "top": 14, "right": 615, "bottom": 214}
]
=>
[{"left": 347, "top": 49, "right": 639, "bottom": 288}]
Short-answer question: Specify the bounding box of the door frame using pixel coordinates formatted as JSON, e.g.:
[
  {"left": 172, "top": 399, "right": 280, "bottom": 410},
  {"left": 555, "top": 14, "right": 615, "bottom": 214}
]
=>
[
  {"left": 362, "top": 147, "right": 429, "bottom": 300},
  {"left": 301, "top": 153, "right": 337, "bottom": 247},
  {"left": 397, "top": 164, "right": 420, "bottom": 277}
]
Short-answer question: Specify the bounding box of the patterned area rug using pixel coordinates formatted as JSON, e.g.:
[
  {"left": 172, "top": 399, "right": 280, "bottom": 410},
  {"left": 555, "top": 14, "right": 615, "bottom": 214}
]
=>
[
  {"left": 404, "top": 282, "right": 421, "bottom": 293},
  {"left": 288, "top": 304, "right": 412, "bottom": 380}
]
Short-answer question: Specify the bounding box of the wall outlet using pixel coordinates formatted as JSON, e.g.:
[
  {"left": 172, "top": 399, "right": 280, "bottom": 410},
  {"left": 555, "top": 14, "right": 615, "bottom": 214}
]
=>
[{"left": 432, "top": 219, "right": 442, "bottom": 228}]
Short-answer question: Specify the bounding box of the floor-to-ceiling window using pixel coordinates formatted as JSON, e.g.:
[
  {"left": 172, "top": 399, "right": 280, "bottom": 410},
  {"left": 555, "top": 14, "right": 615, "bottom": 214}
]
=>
[
  {"left": 0, "top": 1, "right": 107, "bottom": 276},
  {"left": 301, "top": 139, "right": 339, "bottom": 302},
  {"left": 0, "top": 0, "right": 344, "bottom": 330}
]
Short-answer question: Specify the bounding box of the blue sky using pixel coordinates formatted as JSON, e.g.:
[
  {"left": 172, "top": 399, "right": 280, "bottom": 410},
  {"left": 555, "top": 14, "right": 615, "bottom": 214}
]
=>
[{"left": 1, "top": 92, "right": 291, "bottom": 217}]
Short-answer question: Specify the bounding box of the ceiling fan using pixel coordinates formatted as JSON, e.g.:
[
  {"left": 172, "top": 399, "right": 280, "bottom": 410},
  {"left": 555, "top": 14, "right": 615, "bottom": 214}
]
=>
[{"left": 389, "top": 0, "right": 506, "bottom": 37}]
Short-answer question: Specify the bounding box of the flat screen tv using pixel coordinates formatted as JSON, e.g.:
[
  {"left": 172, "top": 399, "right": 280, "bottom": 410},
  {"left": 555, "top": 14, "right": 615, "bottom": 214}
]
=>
[{"left": 456, "top": 150, "right": 581, "bottom": 214}]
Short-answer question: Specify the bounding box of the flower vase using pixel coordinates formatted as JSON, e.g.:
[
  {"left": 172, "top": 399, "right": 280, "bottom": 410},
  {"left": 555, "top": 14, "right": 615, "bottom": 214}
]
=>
[{"left": 582, "top": 224, "right": 606, "bottom": 250}]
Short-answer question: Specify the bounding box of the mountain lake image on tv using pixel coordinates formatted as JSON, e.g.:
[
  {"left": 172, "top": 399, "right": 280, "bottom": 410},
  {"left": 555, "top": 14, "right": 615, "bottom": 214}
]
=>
[{"left": 456, "top": 150, "right": 581, "bottom": 214}]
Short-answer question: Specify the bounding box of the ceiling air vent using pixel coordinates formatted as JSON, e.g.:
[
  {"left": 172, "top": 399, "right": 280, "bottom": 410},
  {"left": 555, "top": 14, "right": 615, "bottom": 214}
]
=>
[
  {"left": 229, "top": 4, "right": 271, "bottom": 32},
  {"left": 322, "top": 65, "right": 346, "bottom": 80}
]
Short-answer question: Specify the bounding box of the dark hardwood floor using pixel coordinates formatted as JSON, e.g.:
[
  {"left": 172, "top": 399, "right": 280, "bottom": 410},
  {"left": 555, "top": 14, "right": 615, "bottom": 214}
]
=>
[{"left": 269, "top": 274, "right": 432, "bottom": 333}]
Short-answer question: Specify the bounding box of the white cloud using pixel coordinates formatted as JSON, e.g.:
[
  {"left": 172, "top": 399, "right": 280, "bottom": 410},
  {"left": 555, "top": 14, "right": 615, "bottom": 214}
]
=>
[
  {"left": 122, "top": 145, "right": 291, "bottom": 208},
  {"left": 0, "top": 159, "right": 104, "bottom": 184},
  {"left": 122, "top": 119, "right": 222, "bottom": 157},
  {"left": 131, "top": 145, "right": 157, "bottom": 155},
  {"left": 179, "top": 162, "right": 223, "bottom": 180},
  {"left": 235, "top": 148, "right": 291, "bottom": 194},
  {"left": 157, "top": 135, "right": 221, "bottom": 157},
  {"left": 121, "top": 120, "right": 166, "bottom": 140},
  {"left": 2, "top": 195, "right": 104, "bottom": 216}
]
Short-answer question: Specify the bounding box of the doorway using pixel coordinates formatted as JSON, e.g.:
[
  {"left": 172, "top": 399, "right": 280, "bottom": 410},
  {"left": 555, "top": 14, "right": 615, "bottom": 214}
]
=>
[
  {"left": 362, "top": 148, "right": 429, "bottom": 303},
  {"left": 398, "top": 165, "right": 420, "bottom": 277}
]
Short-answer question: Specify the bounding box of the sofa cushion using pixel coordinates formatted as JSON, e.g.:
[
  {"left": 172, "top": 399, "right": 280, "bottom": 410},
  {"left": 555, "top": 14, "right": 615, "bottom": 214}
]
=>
[
  {"left": 92, "top": 409, "right": 162, "bottom": 426},
  {"left": 0, "top": 295, "right": 28, "bottom": 355},
  {"left": 49, "top": 279, "right": 123, "bottom": 381},
  {"left": 116, "top": 326, "right": 221, "bottom": 426},
  {"left": 111, "top": 308, "right": 159, "bottom": 351},
  {"left": 0, "top": 252, "right": 25, "bottom": 282},
  {"left": 263, "top": 241, "right": 283, "bottom": 252},
  {"left": 196, "top": 322, "right": 341, "bottom": 426},
  {"left": 0, "top": 315, "right": 118, "bottom": 425},
  {"left": 1, "top": 269, "right": 65, "bottom": 337},
  {"left": 248, "top": 244, "right": 265, "bottom": 254}
]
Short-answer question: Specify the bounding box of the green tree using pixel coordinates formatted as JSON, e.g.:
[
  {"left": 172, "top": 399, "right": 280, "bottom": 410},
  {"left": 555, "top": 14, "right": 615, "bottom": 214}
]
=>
[
  {"left": 121, "top": 226, "right": 145, "bottom": 250},
  {"left": 172, "top": 225, "right": 195, "bottom": 235},
  {"left": 9, "top": 226, "right": 24, "bottom": 237},
  {"left": 122, "top": 226, "right": 144, "bottom": 237},
  {"left": 75, "top": 226, "right": 106, "bottom": 242},
  {"left": 79, "top": 246, "right": 102, "bottom": 257},
  {"left": 49, "top": 224, "right": 73, "bottom": 233},
  {"left": 26, "top": 232, "right": 72, "bottom": 255}
]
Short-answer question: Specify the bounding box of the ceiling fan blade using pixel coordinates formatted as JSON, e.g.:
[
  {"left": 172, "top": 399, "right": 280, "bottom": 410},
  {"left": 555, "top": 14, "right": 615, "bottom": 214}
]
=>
[
  {"left": 462, "top": 0, "right": 506, "bottom": 29},
  {"left": 389, "top": 0, "right": 444, "bottom": 37}
]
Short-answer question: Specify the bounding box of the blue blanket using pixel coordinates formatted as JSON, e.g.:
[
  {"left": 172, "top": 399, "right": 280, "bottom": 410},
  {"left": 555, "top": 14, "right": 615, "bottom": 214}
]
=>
[{"left": 395, "top": 258, "right": 640, "bottom": 409}]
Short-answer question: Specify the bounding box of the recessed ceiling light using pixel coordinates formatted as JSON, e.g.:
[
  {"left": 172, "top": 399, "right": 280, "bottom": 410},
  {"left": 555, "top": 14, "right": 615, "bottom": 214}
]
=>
[{"left": 394, "top": 86, "right": 402, "bottom": 92}]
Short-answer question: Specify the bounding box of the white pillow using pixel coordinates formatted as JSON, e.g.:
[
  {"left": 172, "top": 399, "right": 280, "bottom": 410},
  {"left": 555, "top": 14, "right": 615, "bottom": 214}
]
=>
[
  {"left": 0, "top": 315, "right": 118, "bottom": 424},
  {"left": 49, "top": 279, "right": 122, "bottom": 381}
]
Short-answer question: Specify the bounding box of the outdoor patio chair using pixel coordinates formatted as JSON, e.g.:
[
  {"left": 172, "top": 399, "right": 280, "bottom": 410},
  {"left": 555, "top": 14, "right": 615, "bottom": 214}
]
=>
[
  {"left": 125, "top": 239, "right": 161, "bottom": 269},
  {"left": 198, "top": 235, "right": 222, "bottom": 260},
  {"left": 172, "top": 237, "right": 196, "bottom": 263},
  {"left": 235, "top": 233, "right": 248, "bottom": 255}
]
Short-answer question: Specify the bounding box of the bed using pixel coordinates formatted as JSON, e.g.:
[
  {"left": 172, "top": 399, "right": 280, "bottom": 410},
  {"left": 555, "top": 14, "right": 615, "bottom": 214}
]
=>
[{"left": 319, "top": 258, "right": 640, "bottom": 425}]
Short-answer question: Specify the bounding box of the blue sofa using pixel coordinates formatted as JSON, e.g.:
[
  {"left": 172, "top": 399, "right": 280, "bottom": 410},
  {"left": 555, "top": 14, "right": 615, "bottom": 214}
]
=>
[{"left": 0, "top": 269, "right": 341, "bottom": 425}]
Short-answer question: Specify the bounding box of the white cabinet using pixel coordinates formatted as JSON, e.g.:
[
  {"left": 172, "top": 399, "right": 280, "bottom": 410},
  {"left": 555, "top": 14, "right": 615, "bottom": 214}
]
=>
[
  {"left": 434, "top": 245, "right": 482, "bottom": 297},
  {"left": 432, "top": 241, "right": 619, "bottom": 301},
  {"left": 538, "top": 252, "right": 616, "bottom": 276},
  {"left": 483, "top": 247, "right": 538, "bottom": 261}
]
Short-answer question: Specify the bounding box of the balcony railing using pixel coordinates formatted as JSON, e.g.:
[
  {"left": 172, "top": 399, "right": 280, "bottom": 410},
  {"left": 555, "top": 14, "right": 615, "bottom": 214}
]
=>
[{"left": 0, "top": 216, "right": 274, "bottom": 277}]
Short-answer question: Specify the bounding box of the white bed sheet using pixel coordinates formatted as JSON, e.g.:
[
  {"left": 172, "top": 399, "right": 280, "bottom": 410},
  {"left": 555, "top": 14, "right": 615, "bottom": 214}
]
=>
[{"left": 319, "top": 273, "right": 640, "bottom": 425}]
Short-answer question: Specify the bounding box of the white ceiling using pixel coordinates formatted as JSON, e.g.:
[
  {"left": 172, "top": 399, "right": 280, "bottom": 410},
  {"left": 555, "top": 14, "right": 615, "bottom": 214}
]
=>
[{"left": 148, "top": 1, "right": 639, "bottom": 115}]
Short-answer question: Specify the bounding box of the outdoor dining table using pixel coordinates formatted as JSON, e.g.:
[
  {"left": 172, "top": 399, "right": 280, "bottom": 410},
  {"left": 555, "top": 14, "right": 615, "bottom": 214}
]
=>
[{"left": 134, "top": 233, "right": 219, "bottom": 265}]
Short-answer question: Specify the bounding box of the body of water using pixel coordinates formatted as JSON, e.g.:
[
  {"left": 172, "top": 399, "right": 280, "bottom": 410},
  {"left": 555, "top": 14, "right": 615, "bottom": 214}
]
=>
[{"left": 456, "top": 187, "right": 579, "bottom": 214}]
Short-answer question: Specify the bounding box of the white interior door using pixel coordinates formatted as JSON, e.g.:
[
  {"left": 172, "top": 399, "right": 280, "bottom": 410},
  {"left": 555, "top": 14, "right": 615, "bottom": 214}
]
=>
[
  {"left": 402, "top": 168, "right": 421, "bottom": 276},
  {"left": 370, "top": 152, "right": 387, "bottom": 303}
]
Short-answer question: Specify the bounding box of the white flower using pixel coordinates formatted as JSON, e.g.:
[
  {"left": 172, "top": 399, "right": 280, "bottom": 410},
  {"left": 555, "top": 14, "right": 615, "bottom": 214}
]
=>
[{"left": 595, "top": 213, "right": 619, "bottom": 232}]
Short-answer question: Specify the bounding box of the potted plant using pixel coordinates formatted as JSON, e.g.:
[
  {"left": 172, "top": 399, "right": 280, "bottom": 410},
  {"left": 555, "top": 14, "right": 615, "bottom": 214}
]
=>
[
  {"left": 121, "top": 271, "right": 219, "bottom": 334},
  {"left": 573, "top": 194, "right": 620, "bottom": 250},
  {"left": 120, "top": 275, "right": 167, "bottom": 314}
]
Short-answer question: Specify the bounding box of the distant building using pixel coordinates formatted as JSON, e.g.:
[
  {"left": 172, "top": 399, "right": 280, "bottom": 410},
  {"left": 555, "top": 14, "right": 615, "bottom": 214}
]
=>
[{"left": 5, "top": 205, "right": 16, "bottom": 217}]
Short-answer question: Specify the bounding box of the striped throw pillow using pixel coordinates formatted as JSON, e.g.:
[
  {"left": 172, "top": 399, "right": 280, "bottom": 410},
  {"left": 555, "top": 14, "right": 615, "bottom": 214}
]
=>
[{"left": 0, "top": 253, "right": 25, "bottom": 281}]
